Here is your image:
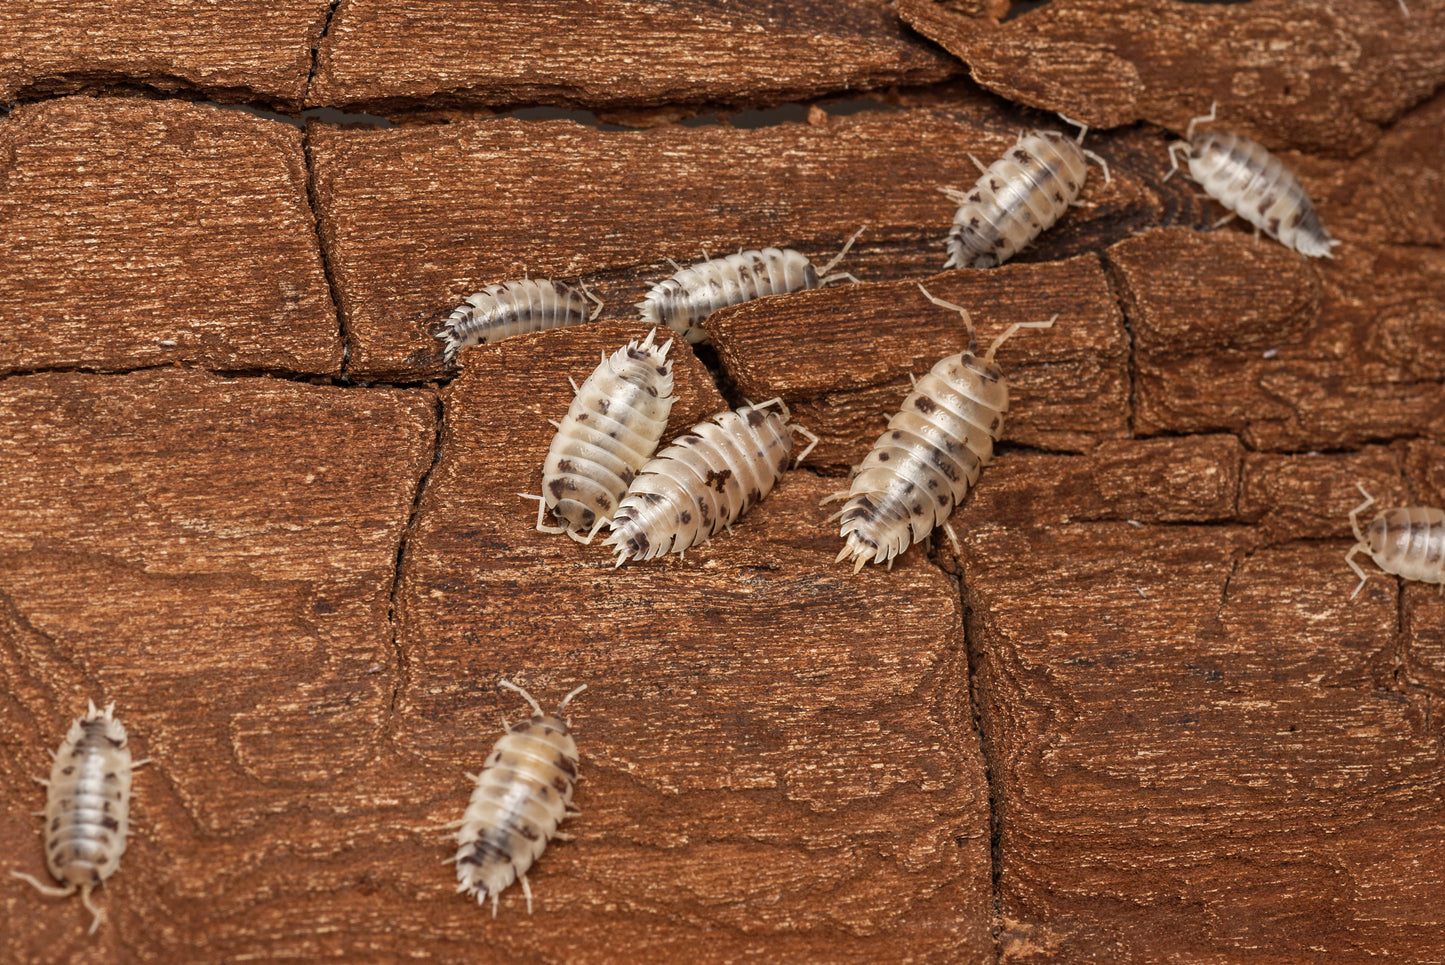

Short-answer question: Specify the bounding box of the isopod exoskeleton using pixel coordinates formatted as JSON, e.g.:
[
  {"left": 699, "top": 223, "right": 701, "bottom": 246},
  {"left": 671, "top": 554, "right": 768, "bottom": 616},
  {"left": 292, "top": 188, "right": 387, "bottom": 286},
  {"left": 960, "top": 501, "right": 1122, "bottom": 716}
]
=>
[
  {"left": 524, "top": 330, "right": 677, "bottom": 543},
  {"left": 1345, "top": 484, "right": 1445, "bottom": 598},
  {"left": 438, "top": 278, "right": 604, "bottom": 361},
  {"left": 826, "top": 286, "right": 1055, "bottom": 573},
  {"left": 10, "top": 701, "right": 142, "bottom": 934},
  {"left": 452, "top": 680, "right": 586, "bottom": 916},
  {"left": 603, "top": 399, "right": 818, "bottom": 565},
  {"left": 636, "top": 229, "right": 863, "bottom": 345},
  {"left": 1165, "top": 103, "right": 1339, "bottom": 259},
  {"left": 942, "top": 119, "right": 1110, "bottom": 270}
]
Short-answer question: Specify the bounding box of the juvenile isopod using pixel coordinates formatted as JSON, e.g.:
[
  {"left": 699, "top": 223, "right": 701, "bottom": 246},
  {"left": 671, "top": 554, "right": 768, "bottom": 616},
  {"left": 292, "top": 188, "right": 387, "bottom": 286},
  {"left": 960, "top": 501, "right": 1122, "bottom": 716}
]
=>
[
  {"left": 1165, "top": 103, "right": 1339, "bottom": 258},
  {"left": 825, "top": 286, "right": 1055, "bottom": 573},
  {"left": 522, "top": 329, "right": 677, "bottom": 543},
  {"left": 11, "top": 701, "right": 146, "bottom": 934},
  {"left": 603, "top": 399, "right": 818, "bottom": 565},
  {"left": 438, "top": 278, "right": 604, "bottom": 361},
  {"left": 1345, "top": 484, "right": 1445, "bottom": 598},
  {"left": 637, "top": 229, "right": 864, "bottom": 345},
  {"left": 942, "top": 118, "right": 1110, "bottom": 270},
  {"left": 451, "top": 680, "right": 587, "bottom": 916}
]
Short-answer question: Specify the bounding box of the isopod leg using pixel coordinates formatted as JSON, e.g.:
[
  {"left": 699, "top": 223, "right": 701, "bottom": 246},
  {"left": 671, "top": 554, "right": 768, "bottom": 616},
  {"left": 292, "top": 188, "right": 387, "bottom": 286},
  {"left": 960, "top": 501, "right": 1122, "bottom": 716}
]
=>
[
  {"left": 1164, "top": 142, "right": 1189, "bottom": 183},
  {"left": 943, "top": 522, "right": 962, "bottom": 556},
  {"left": 1212, "top": 212, "right": 1238, "bottom": 229},
  {"left": 939, "top": 185, "right": 971, "bottom": 205},
  {"left": 967, "top": 153, "right": 988, "bottom": 175},
  {"left": 817, "top": 225, "right": 866, "bottom": 280},
  {"left": 578, "top": 279, "right": 605, "bottom": 320},
  {"left": 1348, "top": 484, "right": 1375, "bottom": 544},
  {"left": 1345, "top": 545, "right": 1373, "bottom": 600},
  {"left": 519, "top": 493, "right": 569, "bottom": 536},
  {"left": 520, "top": 874, "right": 534, "bottom": 915},
  {"left": 791, "top": 424, "right": 820, "bottom": 465},
  {"left": 1082, "top": 149, "right": 1111, "bottom": 187}
]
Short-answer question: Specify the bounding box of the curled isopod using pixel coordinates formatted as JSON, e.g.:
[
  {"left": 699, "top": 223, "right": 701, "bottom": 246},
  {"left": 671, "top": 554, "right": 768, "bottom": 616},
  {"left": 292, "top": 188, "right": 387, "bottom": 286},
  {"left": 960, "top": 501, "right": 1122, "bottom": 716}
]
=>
[
  {"left": 604, "top": 399, "right": 818, "bottom": 565},
  {"left": 825, "top": 286, "right": 1055, "bottom": 573},
  {"left": 1345, "top": 484, "right": 1445, "bottom": 598},
  {"left": 942, "top": 117, "right": 1110, "bottom": 270},
  {"left": 11, "top": 701, "right": 145, "bottom": 934},
  {"left": 452, "top": 680, "right": 587, "bottom": 916},
  {"left": 637, "top": 229, "right": 863, "bottom": 345},
  {"left": 522, "top": 330, "right": 676, "bottom": 543},
  {"left": 1165, "top": 103, "right": 1339, "bottom": 258},
  {"left": 438, "top": 278, "right": 604, "bottom": 361}
]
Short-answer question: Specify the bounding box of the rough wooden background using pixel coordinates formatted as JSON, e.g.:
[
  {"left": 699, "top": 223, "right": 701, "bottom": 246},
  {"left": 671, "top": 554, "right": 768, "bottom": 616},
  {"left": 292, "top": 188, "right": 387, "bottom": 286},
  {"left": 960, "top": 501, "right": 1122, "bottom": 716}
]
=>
[{"left": 1, "top": 1, "right": 1443, "bottom": 962}]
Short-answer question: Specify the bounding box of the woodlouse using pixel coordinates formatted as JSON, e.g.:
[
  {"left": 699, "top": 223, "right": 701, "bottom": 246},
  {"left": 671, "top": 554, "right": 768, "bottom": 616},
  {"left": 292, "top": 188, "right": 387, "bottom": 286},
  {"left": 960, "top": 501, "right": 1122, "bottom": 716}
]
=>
[
  {"left": 451, "top": 680, "right": 587, "bottom": 916},
  {"left": 825, "top": 286, "right": 1055, "bottom": 573},
  {"left": 636, "top": 228, "right": 864, "bottom": 345},
  {"left": 438, "top": 279, "right": 604, "bottom": 361},
  {"left": 603, "top": 399, "right": 818, "bottom": 565},
  {"left": 1165, "top": 103, "right": 1339, "bottom": 258},
  {"left": 1345, "top": 484, "right": 1445, "bottom": 598},
  {"left": 942, "top": 119, "right": 1110, "bottom": 270},
  {"left": 11, "top": 701, "right": 145, "bottom": 934},
  {"left": 523, "top": 329, "right": 677, "bottom": 543}
]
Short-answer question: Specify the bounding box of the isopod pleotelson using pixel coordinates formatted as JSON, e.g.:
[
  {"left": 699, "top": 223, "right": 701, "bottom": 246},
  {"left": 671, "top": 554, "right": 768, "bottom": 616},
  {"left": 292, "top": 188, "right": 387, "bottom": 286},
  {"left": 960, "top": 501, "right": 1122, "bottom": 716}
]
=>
[
  {"left": 826, "top": 286, "right": 1055, "bottom": 573},
  {"left": 603, "top": 399, "right": 818, "bottom": 565},
  {"left": 942, "top": 120, "right": 1110, "bottom": 270},
  {"left": 1166, "top": 103, "right": 1339, "bottom": 258},
  {"left": 636, "top": 228, "right": 863, "bottom": 345},
  {"left": 452, "top": 681, "right": 586, "bottom": 916},
  {"left": 438, "top": 278, "right": 604, "bottom": 361},
  {"left": 11, "top": 701, "right": 144, "bottom": 934},
  {"left": 1345, "top": 484, "right": 1445, "bottom": 598},
  {"left": 524, "top": 330, "right": 677, "bottom": 543}
]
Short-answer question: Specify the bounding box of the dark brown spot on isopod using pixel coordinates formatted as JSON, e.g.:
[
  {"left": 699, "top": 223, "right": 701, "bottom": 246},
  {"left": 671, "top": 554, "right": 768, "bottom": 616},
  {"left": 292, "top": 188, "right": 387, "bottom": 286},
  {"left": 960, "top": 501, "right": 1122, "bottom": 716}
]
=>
[
  {"left": 680, "top": 510, "right": 692, "bottom": 524},
  {"left": 704, "top": 468, "right": 732, "bottom": 492},
  {"left": 1012, "top": 149, "right": 1034, "bottom": 164},
  {"left": 746, "top": 408, "right": 766, "bottom": 427},
  {"left": 879, "top": 452, "right": 891, "bottom": 462},
  {"left": 556, "top": 458, "right": 575, "bottom": 473},
  {"left": 915, "top": 397, "right": 937, "bottom": 414},
  {"left": 597, "top": 398, "right": 610, "bottom": 414}
]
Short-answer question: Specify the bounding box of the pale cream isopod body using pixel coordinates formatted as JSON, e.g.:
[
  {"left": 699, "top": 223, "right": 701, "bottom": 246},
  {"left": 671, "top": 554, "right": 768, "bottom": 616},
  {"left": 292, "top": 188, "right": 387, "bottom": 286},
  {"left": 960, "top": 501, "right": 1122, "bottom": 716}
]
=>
[
  {"left": 1345, "top": 484, "right": 1445, "bottom": 598},
  {"left": 439, "top": 279, "right": 603, "bottom": 361}
]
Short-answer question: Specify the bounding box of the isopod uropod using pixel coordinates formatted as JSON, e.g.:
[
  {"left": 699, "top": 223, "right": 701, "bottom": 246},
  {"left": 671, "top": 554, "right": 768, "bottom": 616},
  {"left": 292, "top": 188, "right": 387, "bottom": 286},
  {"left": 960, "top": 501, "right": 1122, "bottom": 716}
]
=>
[
  {"left": 1345, "top": 484, "right": 1445, "bottom": 598},
  {"left": 452, "top": 680, "right": 587, "bottom": 916},
  {"left": 636, "top": 228, "right": 864, "bottom": 345},
  {"left": 603, "top": 399, "right": 818, "bottom": 565},
  {"left": 438, "top": 278, "right": 604, "bottom": 361},
  {"left": 11, "top": 701, "right": 144, "bottom": 934},
  {"left": 826, "top": 286, "right": 1055, "bottom": 573},
  {"left": 1165, "top": 103, "right": 1339, "bottom": 258}
]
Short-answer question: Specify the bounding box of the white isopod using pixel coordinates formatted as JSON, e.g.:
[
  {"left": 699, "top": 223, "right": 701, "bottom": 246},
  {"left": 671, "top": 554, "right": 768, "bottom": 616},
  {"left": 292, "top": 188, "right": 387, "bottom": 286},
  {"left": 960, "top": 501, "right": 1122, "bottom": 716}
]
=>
[
  {"left": 1345, "top": 484, "right": 1445, "bottom": 598},
  {"left": 438, "top": 278, "right": 604, "bottom": 361},
  {"left": 1165, "top": 103, "right": 1339, "bottom": 258},
  {"left": 826, "top": 286, "right": 1055, "bottom": 573},
  {"left": 603, "top": 399, "right": 818, "bottom": 565},
  {"left": 452, "top": 680, "right": 587, "bottom": 916},
  {"left": 636, "top": 228, "right": 863, "bottom": 345},
  {"left": 522, "top": 330, "right": 677, "bottom": 543},
  {"left": 11, "top": 701, "right": 145, "bottom": 934},
  {"left": 942, "top": 119, "right": 1110, "bottom": 270}
]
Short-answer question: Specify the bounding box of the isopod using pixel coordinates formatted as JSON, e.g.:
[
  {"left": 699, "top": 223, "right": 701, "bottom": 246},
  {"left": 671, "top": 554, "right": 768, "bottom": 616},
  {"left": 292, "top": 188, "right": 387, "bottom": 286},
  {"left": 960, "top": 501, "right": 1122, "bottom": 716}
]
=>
[
  {"left": 603, "top": 399, "right": 818, "bottom": 565},
  {"left": 11, "top": 701, "right": 144, "bottom": 934},
  {"left": 636, "top": 228, "right": 864, "bottom": 345},
  {"left": 1345, "top": 484, "right": 1445, "bottom": 598},
  {"left": 522, "top": 330, "right": 677, "bottom": 543},
  {"left": 438, "top": 278, "right": 604, "bottom": 361},
  {"left": 826, "top": 286, "right": 1055, "bottom": 573},
  {"left": 942, "top": 118, "right": 1110, "bottom": 270},
  {"left": 452, "top": 680, "right": 587, "bottom": 916},
  {"left": 1165, "top": 103, "right": 1339, "bottom": 258}
]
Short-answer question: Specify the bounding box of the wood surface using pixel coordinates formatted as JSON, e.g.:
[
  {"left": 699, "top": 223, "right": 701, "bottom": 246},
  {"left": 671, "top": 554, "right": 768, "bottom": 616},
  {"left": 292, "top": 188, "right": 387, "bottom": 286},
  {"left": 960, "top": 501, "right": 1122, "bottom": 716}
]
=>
[{"left": 1, "top": 2, "right": 1444, "bottom": 963}]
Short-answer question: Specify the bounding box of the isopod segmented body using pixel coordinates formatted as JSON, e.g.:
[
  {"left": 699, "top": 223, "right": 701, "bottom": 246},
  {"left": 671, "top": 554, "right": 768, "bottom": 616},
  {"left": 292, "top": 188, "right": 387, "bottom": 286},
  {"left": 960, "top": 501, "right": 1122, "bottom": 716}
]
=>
[
  {"left": 603, "top": 399, "right": 818, "bottom": 565},
  {"left": 827, "top": 287, "right": 1055, "bottom": 573},
  {"left": 438, "top": 279, "right": 603, "bottom": 361},
  {"left": 453, "top": 680, "right": 586, "bottom": 916},
  {"left": 528, "top": 330, "right": 676, "bottom": 543},
  {"left": 1166, "top": 103, "right": 1339, "bottom": 258},
  {"left": 637, "top": 229, "right": 863, "bottom": 345},
  {"left": 1345, "top": 484, "right": 1445, "bottom": 598},
  {"left": 11, "top": 701, "right": 141, "bottom": 934}
]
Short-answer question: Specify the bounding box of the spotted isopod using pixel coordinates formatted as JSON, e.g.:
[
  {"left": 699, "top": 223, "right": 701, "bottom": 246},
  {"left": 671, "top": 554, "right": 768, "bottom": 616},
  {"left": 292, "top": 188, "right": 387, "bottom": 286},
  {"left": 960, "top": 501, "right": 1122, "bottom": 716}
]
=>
[
  {"left": 636, "top": 228, "right": 864, "bottom": 345},
  {"left": 450, "top": 680, "right": 586, "bottom": 916},
  {"left": 521, "top": 330, "right": 677, "bottom": 543},
  {"left": 11, "top": 701, "right": 146, "bottom": 934},
  {"left": 1345, "top": 484, "right": 1445, "bottom": 598},
  {"left": 942, "top": 118, "right": 1110, "bottom": 270},
  {"left": 1165, "top": 103, "right": 1339, "bottom": 258},
  {"left": 438, "top": 278, "right": 604, "bottom": 361},
  {"left": 603, "top": 399, "right": 818, "bottom": 565},
  {"left": 825, "top": 286, "right": 1055, "bottom": 573}
]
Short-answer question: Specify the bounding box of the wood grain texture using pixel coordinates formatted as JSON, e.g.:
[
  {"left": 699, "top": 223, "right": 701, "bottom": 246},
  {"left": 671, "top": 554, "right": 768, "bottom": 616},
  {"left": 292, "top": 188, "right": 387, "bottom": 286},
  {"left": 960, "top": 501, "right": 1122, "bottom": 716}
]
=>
[{"left": 0, "top": 98, "right": 340, "bottom": 376}]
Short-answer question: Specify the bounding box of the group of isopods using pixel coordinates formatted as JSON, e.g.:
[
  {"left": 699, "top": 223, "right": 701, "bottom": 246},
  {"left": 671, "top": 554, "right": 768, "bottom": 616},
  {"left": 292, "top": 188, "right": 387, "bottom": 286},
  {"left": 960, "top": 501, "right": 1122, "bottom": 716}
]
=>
[{"left": 12, "top": 104, "right": 1444, "bottom": 932}]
